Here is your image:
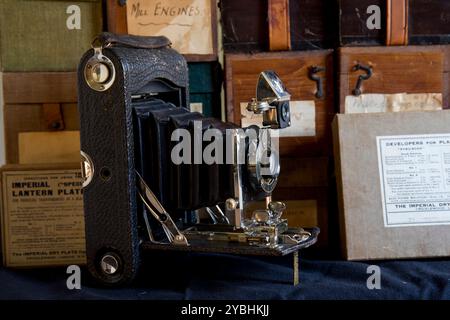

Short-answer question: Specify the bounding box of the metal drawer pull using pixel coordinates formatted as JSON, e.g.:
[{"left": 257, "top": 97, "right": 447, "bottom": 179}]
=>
[{"left": 352, "top": 63, "right": 373, "bottom": 96}]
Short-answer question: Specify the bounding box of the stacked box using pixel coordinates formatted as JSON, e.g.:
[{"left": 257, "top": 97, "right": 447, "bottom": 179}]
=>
[
  {"left": 220, "top": 0, "right": 338, "bottom": 52},
  {"left": 333, "top": 111, "right": 450, "bottom": 260},
  {"left": 2, "top": 72, "right": 80, "bottom": 164},
  {"left": 333, "top": 2, "right": 450, "bottom": 259},
  {"left": 0, "top": 0, "right": 102, "bottom": 266},
  {"left": 338, "top": 46, "right": 450, "bottom": 114},
  {"left": 337, "top": 2, "right": 450, "bottom": 115},
  {"left": 0, "top": 164, "right": 85, "bottom": 267},
  {"left": 226, "top": 51, "right": 335, "bottom": 157},
  {"left": 188, "top": 62, "right": 222, "bottom": 118},
  {"left": 0, "top": 0, "right": 103, "bottom": 163},
  {"left": 338, "top": 0, "right": 450, "bottom": 47},
  {"left": 223, "top": 0, "right": 337, "bottom": 250}
]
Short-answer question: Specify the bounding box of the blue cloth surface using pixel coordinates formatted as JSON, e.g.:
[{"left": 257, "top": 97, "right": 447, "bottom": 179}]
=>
[{"left": 0, "top": 253, "right": 449, "bottom": 300}]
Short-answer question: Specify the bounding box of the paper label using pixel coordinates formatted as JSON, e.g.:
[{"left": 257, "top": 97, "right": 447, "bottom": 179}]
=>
[
  {"left": 126, "top": 0, "right": 213, "bottom": 55},
  {"left": 240, "top": 100, "right": 316, "bottom": 137},
  {"left": 345, "top": 93, "right": 442, "bottom": 114},
  {"left": 1, "top": 169, "right": 86, "bottom": 266},
  {"left": 377, "top": 134, "right": 450, "bottom": 227},
  {"left": 190, "top": 102, "right": 203, "bottom": 114}
]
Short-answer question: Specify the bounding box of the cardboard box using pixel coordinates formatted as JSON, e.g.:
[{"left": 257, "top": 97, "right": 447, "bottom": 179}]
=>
[
  {"left": 333, "top": 111, "right": 450, "bottom": 260},
  {"left": 0, "top": 164, "right": 86, "bottom": 267}
]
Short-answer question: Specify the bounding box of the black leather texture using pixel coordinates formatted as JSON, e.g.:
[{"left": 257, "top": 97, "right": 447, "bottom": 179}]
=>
[{"left": 78, "top": 38, "right": 189, "bottom": 285}]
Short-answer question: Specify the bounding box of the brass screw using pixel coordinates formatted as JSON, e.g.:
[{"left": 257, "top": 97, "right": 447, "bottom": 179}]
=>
[{"left": 225, "top": 198, "right": 238, "bottom": 210}]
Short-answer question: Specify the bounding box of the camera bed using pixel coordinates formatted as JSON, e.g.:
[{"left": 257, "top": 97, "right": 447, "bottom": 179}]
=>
[{"left": 140, "top": 227, "right": 319, "bottom": 256}]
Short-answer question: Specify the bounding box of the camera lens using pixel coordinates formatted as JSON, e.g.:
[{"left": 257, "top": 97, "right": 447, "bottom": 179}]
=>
[{"left": 281, "top": 102, "right": 290, "bottom": 122}]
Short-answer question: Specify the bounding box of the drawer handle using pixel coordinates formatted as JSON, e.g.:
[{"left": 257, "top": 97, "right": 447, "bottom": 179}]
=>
[
  {"left": 308, "top": 66, "right": 325, "bottom": 99},
  {"left": 352, "top": 63, "right": 373, "bottom": 96}
]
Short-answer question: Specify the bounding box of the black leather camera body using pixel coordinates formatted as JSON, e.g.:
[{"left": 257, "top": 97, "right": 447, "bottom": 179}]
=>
[{"left": 78, "top": 33, "right": 318, "bottom": 286}]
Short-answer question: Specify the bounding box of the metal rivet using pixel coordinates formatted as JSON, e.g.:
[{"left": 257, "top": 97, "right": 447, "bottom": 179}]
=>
[{"left": 100, "top": 254, "right": 119, "bottom": 275}]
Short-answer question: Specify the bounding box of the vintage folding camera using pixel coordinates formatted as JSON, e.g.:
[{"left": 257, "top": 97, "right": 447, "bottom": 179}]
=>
[{"left": 78, "top": 33, "right": 319, "bottom": 285}]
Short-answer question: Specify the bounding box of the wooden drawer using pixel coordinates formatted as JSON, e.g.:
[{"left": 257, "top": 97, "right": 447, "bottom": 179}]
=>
[
  {"left": 338, "top": 46, "right": 450, "bottom": 113},
  {"left": 226, "top": 50, "right": 335, "bottom": 157},
  {"left": 244, "top": 156, "right": 333, "bottom": 249},
  {"left": 2, "top": 72, "right": 80, "bottom": 164},
  {"left": 339, "top": 0, "right": 450, "bottom": 46},
  {"left": 220, "top": 0, "right": 336, "bottom": 52},
  {"left": 274, "top": 186, "right": 331, "bottom": 249},
  {"left": 275, "top": 157, "right": 332, "bottom": 250},
  {"left": 0, "top": 0, "right": 102, "bottom": 71}
]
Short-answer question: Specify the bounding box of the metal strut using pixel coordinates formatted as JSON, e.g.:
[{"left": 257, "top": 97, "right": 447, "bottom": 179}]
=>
[{"left": 135, "top": 171, "right": 189, "bottom": 246}]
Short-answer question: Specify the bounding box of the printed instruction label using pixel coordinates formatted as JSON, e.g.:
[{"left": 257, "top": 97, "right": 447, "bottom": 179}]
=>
[
  {"left": 240, "top": 100, "right": 316, "bottom": 137},
  {"left": 345, "top": 93, "right": 442, "bottom": 114},
  {"left": 1, "top": 169, "right": 86, "bottom": 266},
  {"left": 377, "top": 134, "right": 450, "bottom": 227}
]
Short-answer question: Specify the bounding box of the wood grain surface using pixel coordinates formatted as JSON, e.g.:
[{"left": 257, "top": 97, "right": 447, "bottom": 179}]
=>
[
  {"left": 338, "top": 46, "right": 449, "bottom": 112},
  {"left": 226, "top": 50, "right": 335, "bottom": 157}
]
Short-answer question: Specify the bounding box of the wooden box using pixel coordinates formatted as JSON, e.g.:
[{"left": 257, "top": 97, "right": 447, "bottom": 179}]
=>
[
  {"left": 273, "top": 157, "right": 332, "bottom": 249},
  {"left": 2, "top": 72, "right": 80, "bottom": 164},
  {"left": 0, "top": 0, "right": 102, "bottom": 72},
  {"left": 188, "top": 62, "right": 222, "bottom": 118},
  {"left": 220, "top": 0, "right": 337, "bottom": 52},
  {"left": 226, "top": 50, "right": 335, "bottom": 157},
  {"left": 226, "top": 51, "right": 335, "bottom": 249},
  {"left": 106, "top": 0, "right": 218, "bottom": 61},
  {"left": 333, "top": 111, "right": 450, "bottom": 260},
  {"left": 338, "top": 46, "right": 450, "bottom": 114},
  {"left": 0, "top": 163, "right": 85, "bottom": 267},
  {"left": 244, "top": 157, "right": 332, "bottom": 249},
  {"left": 0, "top": 72, "right": 4, "bottom": 165},
  {"left": 339, "top": 0, "right": 450, "bottom": 46}
]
